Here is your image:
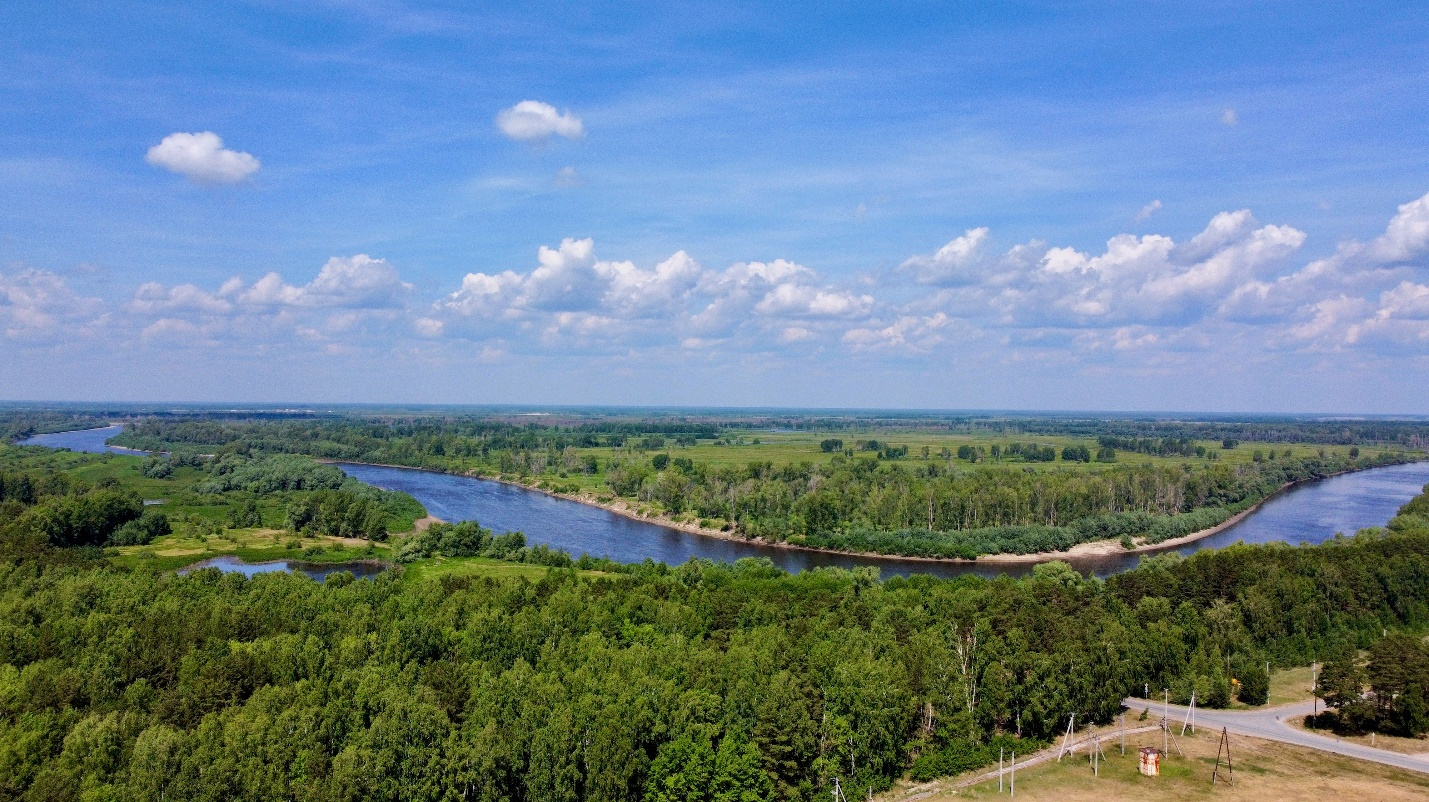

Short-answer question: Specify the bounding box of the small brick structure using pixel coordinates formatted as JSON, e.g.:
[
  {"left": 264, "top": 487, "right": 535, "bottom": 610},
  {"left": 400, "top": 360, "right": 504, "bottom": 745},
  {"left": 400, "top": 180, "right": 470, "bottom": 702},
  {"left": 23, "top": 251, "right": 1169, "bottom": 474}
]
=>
[{"left": 1139, "top": 746, "right": 1162, "bottom": 776}]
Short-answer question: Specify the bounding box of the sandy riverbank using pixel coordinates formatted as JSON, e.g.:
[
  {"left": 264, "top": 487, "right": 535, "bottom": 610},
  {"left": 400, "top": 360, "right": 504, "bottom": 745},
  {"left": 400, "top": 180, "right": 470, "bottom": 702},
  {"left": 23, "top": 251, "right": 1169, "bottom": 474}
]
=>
[
  {"left": 446, "top": 471, "right": 1307, "bottom": 567},
  {"left": 328, "top": 459, "right": 1370, "bottom": 568}
]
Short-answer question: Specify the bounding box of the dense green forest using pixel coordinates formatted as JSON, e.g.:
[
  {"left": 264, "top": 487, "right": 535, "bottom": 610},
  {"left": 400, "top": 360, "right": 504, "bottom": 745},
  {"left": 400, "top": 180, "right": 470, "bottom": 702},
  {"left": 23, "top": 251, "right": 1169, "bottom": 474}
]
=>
[
  {"left": 108, "top": 416, "right": 1419, "bottom": 558},
  {"left": 2, "top": 434, "right": 1429, "bottom": 799}
]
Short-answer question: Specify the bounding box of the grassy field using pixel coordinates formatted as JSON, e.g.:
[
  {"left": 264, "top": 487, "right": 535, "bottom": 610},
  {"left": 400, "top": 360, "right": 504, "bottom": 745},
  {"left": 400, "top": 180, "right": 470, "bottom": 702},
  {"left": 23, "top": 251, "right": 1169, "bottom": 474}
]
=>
[
  {"left": 400, "top": 554, "right": 607, "bottom": 582},
  {"left": 881, "top": 724, "right": 1429, "bottom": 801},
  {"left": 506, "top": 429, "right": 1367, "bottom": 495}
]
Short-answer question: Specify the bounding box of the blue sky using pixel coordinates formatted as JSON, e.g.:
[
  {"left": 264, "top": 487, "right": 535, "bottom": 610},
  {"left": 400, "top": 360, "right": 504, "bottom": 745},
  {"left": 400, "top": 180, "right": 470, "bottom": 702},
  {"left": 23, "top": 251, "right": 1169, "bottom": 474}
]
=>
[{"left": 2, "top": 1, "right": 1428, "bottom": 411}]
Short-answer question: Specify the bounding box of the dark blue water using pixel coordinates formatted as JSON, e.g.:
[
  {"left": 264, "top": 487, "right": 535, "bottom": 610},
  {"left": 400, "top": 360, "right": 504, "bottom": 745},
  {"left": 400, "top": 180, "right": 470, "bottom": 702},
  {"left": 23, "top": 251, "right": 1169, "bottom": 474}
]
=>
[
  {"left": 17, "top": 425, "right": 146, "bottom": 455},
  {"left": 19, "top": 426, "right": 1429, "bottom": 578},
  {"left": 178, "top": 555, "right": 387, "bottom": 581},
  {"left": 336, "top": 460, "right": 1429, "bottom": 579}
]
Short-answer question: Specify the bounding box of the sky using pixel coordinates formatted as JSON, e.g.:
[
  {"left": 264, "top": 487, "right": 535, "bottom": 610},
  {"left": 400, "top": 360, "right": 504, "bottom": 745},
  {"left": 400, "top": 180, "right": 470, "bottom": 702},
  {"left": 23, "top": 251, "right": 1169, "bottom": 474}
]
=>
[{"left": 2, "top": 1, "right": 1427, "bottom": 412}]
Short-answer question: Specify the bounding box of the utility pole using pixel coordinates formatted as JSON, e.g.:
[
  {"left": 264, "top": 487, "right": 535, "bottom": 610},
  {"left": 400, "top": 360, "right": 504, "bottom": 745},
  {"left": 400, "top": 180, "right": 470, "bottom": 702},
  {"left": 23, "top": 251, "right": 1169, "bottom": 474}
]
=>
[
  {"left": 999, "top": 748, "right": 1003, "bottom": 793},
  {"left": 1164, "top": 689, "right": 1169, "bottom": 755},
  {"left": 1010, "top": 751, "right": 1015, "bottom": 797},
  {"left": 1312, "top": 661, "right": 1319, "bottom": 728},
  {"left": 1120, "top": 714, "right": 1126, "bottom": 756}
]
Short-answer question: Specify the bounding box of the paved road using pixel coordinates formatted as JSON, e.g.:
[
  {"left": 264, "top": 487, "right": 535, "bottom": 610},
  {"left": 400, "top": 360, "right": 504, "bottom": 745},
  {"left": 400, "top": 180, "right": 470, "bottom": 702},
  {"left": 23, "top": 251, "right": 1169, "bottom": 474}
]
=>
[{"left": 1122, "top": 696, "right": 1429, "bottom": 774}]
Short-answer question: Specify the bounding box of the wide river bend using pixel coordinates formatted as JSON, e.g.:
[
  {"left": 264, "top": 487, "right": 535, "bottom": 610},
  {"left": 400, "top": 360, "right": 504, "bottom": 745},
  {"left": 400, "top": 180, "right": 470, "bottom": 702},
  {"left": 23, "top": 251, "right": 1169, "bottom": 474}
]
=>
[{"left": 19, "top": 425, "right": 1429, "bottom": 579}]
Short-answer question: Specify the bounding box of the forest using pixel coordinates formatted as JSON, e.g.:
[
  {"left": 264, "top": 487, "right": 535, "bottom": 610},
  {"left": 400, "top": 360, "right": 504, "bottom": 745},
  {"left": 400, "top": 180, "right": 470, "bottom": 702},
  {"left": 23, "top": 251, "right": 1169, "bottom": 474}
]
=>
[
  {"left": 106, "top": 415, "right": 1420, "bottom": 558},
  {"left": 2, "top": 427, "right": 1429, "bottom": 798}
]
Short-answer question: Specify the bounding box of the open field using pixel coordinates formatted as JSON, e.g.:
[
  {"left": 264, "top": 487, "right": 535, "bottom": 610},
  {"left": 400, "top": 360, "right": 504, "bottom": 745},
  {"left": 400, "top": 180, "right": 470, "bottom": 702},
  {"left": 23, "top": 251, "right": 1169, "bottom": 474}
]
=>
[
  {"left": 882, "top": 724, "right": 1429, "bottom": 802},
  {"left": 507, "top": 430, "right": 1368, "bottom": 495}
]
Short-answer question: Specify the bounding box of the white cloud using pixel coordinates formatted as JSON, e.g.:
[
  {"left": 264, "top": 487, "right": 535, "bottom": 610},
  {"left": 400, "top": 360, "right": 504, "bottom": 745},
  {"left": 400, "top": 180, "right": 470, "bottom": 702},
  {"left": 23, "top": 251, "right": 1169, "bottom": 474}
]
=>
[
  {"left": 0, "top": 268, "right": 107, "bottom": 341},
  {"left": 899, "top": 212, "right": 1306, "bottom": 329},
  {"left": 145, "top": 132, "right": 260, "bottom": 184},
  {"left": 496, "top": 101, "right": 584, "bottom": 142},
  {"left": 900, "top": 227, "right": 989, "bottom": 285},
  {"left": 554, "top": 166, "right": 583, "bottom": 187},
  {"left": 1135, "top": 200, "right": 1163, "bottom": 222},
  {"left": 129, "top": 282, "right": 233, "bottom": 315},
  {"left": 236, "top": 255, "right": 413, "bottom": 309},
  {"left": 843, "top": 313, "right": 950, "bottom": 351},
  {"left": 1221, "top": 108, "right": 1239, "bottom": 126},
  {"left": 414, "top": 317, "right": 445, "bottom": 337},
  {"left": 432, "top": 240, "right": 875, "bottom": 349}
]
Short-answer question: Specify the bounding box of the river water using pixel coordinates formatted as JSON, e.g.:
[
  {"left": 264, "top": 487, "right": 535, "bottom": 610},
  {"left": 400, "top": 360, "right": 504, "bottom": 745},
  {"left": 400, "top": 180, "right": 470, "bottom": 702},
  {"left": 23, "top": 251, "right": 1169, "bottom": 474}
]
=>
[
  {"left": 337, "top": 460, "right": 1429, "bottom": 579},
  {"left": 19, "top": 425, "right": 1429, "bottom": 579}
]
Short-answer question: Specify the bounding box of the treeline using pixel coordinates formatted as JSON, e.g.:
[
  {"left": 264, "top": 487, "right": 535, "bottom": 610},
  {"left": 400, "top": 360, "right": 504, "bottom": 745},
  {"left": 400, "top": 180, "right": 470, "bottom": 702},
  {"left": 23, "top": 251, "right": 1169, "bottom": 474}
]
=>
[
  {"left": 1097, "top": 435, "right": 1203, "bottom": 458},
  {"left": 2, "top": 481, "right": 1429, "bottom": 799},
  {"left": 0, "top": 411, "right": 109, "bottom": 443},
  {"left": 612, "top": 450, "right": 1406, "bottom": 552},
  {"left": 1019, "top": 417, "right": 1429, "bottom": 449}
]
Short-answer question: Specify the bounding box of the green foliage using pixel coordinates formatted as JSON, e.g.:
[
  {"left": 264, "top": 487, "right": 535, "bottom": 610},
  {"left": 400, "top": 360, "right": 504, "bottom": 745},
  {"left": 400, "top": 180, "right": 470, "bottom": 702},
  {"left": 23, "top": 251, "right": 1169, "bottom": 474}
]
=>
[
  {"left": 141, "top": 457, "right": 173, "bottom": 479},
  {"left": 0, "top": 483, "right": 1428, "bottom": 798},
  {"left": 285, "top": 490, "right": 389, "bottom": 540},
  {"left": 1235, "top": 662, "right": 1269, "bottom": 706},
  {"left": 395, "top": 521, "right": 572, "bottom": 568},
  {"left": 111, "top": 509, "right": 172, "bottom": 546},
  {"left": 198, "top": 454, "right": 346, "bottom": 494},
  {"left": 227, "top": 499, "right": 262, "bottom": 528},
  {"left": 909, "top": 734, "right": 1046, "bottom": 782},
  {"left": 25, "top": 489, "right": 143, "bottom": 547}
]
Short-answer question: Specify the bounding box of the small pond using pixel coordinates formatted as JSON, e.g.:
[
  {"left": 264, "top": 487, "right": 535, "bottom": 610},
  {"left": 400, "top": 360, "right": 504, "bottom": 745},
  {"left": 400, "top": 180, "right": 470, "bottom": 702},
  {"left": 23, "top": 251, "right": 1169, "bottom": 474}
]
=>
[{"left": 177, "top": 555, "right": 388, "bottom": 581}]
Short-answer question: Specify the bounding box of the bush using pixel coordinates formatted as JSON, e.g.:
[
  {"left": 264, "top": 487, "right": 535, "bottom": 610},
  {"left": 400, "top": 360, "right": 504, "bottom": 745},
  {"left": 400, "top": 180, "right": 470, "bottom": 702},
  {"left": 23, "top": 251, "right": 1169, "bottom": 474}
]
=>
[
  {"left": 110, "top": 509, "right": 172, "bottom": 546},
  {"left": 1237, "top": 663, "right": 1269, "bottom": 706}
]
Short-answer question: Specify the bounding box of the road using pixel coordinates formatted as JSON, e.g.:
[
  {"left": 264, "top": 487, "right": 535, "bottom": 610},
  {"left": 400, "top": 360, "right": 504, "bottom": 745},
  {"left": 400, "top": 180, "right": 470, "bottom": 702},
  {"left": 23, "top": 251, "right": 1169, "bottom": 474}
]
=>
[{"left": 1122, "top": 696, "right": 1429, "bottom": 774}]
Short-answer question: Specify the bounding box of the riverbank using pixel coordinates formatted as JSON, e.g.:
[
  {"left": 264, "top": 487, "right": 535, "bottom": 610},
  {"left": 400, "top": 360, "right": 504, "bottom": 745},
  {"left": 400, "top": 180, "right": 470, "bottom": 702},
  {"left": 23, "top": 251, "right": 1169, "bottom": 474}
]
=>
[{"left": 325, "top": 458, "right": 1423, "bottom": 569}]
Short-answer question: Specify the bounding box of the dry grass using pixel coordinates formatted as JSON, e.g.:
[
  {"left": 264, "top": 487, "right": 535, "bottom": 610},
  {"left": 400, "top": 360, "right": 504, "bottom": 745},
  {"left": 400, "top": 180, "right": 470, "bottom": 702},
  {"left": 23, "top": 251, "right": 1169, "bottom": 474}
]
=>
[{"left": 881, "top": 726, "right": 1429, "bottom": 801}]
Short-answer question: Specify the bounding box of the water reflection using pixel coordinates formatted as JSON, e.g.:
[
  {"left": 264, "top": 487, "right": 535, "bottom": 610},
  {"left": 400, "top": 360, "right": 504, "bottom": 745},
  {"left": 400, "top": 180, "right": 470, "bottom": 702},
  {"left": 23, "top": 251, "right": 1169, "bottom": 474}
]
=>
[{"left": 178, "top": 555, "right": 387, "bottom": 581}]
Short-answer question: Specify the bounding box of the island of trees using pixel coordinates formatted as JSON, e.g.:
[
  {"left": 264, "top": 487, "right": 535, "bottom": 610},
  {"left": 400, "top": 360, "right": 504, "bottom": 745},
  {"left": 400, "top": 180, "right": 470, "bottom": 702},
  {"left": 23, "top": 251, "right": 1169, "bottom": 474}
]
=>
[{"left": 105, "top": 411, "right": 1425, "bottom": 560}]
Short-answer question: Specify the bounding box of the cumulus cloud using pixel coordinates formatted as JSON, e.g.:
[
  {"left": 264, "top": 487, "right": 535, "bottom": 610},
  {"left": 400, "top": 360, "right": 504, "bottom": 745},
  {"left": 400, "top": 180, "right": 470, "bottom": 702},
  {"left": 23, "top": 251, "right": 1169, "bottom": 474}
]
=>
[
  {"left": 145, "top": 132, "right": 260, "bottom": 184},
  {"left": 902, "top": 211, "right": 1306, "bottom": 328},
  {"left": 900, "top": 227, "right": 989, "bottom": 285},
  {"left": 14, "top": 190, "right": 1429, "bottom": 374},
  {"left": 1135, "top": 200, "right": 1163, "bottom": 222},
  {"left": 843, "top": 313, "right": 950, "bottom": 351},
  {"left": 432, "top": 240, "right": 876, "bottom": 349},
  {"left": 496, "top": 101, "right": 584, "bottom": 142},
  {"left": 0, "top": 268, "right": 107, "bottom": 341},
  {"left": 116, "top": 255, "right": 416, "bottom": 351}
]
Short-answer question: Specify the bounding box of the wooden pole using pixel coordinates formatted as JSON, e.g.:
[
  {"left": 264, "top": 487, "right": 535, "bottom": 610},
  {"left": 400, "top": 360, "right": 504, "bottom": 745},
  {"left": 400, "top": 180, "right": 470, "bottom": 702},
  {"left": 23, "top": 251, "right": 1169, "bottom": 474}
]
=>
[
  {"left": 1000, "top": 748, "right": 1004, "bottom": 792},
  {"left": 1011, "top": 752, "right": 1015, "bottom": 797},
  {"left": 1211, "top": 727, "right": 1234, "bottom": 786}
]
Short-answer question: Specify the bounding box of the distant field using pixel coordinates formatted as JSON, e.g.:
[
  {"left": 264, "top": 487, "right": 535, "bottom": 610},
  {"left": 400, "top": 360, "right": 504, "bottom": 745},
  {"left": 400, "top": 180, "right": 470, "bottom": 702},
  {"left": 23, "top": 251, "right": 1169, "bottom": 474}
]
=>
[{"left": 512, "top": 428, "right": 1367, "bottom": 496}]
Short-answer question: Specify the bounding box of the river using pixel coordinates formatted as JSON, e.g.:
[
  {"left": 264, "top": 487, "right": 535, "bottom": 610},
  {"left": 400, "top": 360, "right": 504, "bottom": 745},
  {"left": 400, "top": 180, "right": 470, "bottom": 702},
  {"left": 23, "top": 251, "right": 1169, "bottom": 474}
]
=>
[{"left": 19, "top": 425, "right": 1429, "bottom": 579}]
